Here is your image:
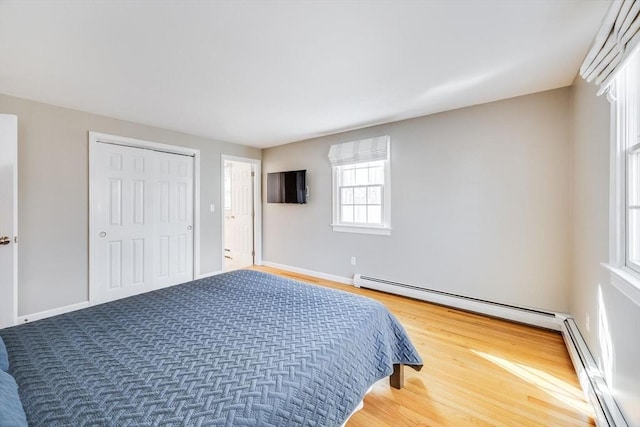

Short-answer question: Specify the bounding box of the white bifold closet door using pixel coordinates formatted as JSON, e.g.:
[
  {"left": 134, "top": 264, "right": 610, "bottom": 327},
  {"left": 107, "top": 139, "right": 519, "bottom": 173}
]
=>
[{"left": 92, "top": 142, "right": 194, "bottom": 304}]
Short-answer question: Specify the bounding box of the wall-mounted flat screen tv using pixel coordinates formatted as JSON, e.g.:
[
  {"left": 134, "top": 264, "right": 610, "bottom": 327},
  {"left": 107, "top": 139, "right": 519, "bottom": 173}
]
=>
[{"left": 267, "top": 170, "right": 307, "bottom": 204}]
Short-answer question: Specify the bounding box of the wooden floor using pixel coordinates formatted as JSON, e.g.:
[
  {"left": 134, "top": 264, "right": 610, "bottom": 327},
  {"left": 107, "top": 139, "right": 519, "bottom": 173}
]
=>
[{"left": 252, "top": 266, "right": 595, "bottom": 427}]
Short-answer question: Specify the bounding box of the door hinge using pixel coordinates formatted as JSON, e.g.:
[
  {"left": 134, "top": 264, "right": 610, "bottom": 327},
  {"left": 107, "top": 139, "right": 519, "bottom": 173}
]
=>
[
  {"left": 251, "top": 171, "right": 255, "bottom": 177},
  {"left": 251, "top": 250, "right": 255, "bottom": 256}
]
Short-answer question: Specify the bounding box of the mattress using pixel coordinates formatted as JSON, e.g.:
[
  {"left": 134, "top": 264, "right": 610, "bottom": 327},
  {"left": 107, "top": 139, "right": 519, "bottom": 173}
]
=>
[{"left": 0, "top": 270, "right": 422, "bottom": 426}]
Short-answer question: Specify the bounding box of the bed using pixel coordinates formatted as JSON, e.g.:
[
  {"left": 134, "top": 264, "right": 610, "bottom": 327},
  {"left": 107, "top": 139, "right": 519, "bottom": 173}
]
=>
[{"left": 0, "top": 270, "right": 422, "bottom": 426}]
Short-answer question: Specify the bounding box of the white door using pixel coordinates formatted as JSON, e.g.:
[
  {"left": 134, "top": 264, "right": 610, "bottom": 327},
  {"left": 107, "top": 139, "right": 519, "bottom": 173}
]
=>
[
  {"left": 153, "top": 150, "right": 194, "bottom": 289},
  {"left": 0, "top": 115, "right": 17, "bottom": 328},
  {"left": 224, "top": 160, "right": 254, "bottom": 270},
  {"left": 92, "top": 142, "right": 193, "bottom": 304}
]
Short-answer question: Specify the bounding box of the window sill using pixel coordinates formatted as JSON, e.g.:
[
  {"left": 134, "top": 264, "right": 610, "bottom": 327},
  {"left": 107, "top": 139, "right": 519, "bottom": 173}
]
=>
[
  {"left": 601, "top": 263, "right": 640, "bottom": 307},
  {"left": 331, "top": 224, "right": 391, "bottom": 236}
]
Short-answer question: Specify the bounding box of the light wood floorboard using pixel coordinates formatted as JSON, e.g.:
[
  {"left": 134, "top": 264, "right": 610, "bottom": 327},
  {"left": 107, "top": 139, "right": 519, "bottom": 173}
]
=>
[{"left": 252, "top": 266, "right": 594, "bottom": 427}]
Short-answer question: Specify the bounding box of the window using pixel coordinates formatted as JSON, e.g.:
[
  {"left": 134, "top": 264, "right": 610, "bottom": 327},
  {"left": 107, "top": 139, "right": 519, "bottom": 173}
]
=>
[
  {"left": 337, "top": 161, "right": 385, "bottom": 225},
  {"left": 579, "top": 2, "right": 640, "bottom": 303},
  {"left": 626, "top": 107, "right": 640, "bottom": 273},
  {"left": 626, "top": 142, "right": 640, "bottom": 273},
  {"left": 604, "top": 47, "right": 640, "bottom": 303},
  {"left": 618, "top": 50, "right": 640, "bottom": 275},
  {"left": 328, "top": 136, "right": 391, "bottom": 235}
]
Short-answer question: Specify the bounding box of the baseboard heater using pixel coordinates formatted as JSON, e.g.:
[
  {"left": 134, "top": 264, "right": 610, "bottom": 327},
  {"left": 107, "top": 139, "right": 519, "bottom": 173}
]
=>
[
  {"left": 353, "top": 274, "right": 562, "bottom": 330},
  {"left": 561, "top": 318, "right": 628, "bottom": 427},
  {"left": 354, "top": 273, "right": 629, "bottom": 426}
]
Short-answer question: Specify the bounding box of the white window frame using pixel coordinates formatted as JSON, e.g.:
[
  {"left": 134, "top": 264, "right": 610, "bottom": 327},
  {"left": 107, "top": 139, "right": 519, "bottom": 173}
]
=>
[
  {"left": 627, "top": 142, "right": 640, "bottom": 273},
  {"left": 603, "top": 48, "right": 640, "bottom": 307},
  {"left": 329, "top": 136, "right": 391, "bottom": 235},
  {"left": 331, "top": 159, "right": 391, "bottom": 235}
]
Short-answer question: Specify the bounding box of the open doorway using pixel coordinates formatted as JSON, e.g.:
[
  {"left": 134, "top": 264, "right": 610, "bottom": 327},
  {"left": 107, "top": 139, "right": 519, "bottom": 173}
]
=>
[{"left": 222, "top": 156, "right": 261, "bottom": 271}]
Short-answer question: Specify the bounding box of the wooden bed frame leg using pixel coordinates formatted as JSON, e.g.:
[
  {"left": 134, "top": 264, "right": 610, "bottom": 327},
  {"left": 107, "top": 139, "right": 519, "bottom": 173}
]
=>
[{"left": 390, "top": 364, "right": 404, "bottom": 389}]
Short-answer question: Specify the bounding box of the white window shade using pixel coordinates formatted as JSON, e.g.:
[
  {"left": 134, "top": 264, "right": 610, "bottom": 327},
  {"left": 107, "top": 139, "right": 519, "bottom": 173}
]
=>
[
  {"left": 328, "top": 136, "right": 390, "bottom": 167},
  {"left": 580, "top": 0, "right": 640, "bottom": 95}
]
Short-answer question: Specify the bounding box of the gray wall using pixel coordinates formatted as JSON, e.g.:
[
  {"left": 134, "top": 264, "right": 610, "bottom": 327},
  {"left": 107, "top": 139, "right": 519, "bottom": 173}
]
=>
[
  {"left": 3, "top": 77, "right": 637, "bottom": 423},
  {"left": 570, "top": 77, "right": 640, "bottom": 426},
  {"left": 263, "top": 88, "right": 572, "bottom": 312},
  {"left": 0, "top": 94, "right": 261, "bottom": 316}
]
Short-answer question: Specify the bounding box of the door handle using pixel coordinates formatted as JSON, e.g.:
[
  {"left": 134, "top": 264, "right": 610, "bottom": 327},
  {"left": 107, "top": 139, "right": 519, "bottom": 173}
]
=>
[{"left": 0, "top": 236, "right": 10, "bottom": 245}]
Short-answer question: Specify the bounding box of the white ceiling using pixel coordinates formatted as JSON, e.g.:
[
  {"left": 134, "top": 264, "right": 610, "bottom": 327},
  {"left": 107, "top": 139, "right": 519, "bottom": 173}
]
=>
[{"left": 0, "top": 0, "right": 609, "bottom": 148}]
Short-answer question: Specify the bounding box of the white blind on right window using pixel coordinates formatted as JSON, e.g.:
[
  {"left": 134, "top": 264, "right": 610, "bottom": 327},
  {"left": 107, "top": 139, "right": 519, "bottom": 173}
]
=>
[
  {"left": 580, "top": 0, "right": 640, "bottom": 94},
  {"left": 328, "top": 136, "right": 390, "bottom": 167}
]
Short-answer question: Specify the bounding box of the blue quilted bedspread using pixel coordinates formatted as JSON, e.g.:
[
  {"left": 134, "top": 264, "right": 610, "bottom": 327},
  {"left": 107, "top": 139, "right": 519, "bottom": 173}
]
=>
[{"left": 0, "top": 270, "right": 422, "bottom": 426}]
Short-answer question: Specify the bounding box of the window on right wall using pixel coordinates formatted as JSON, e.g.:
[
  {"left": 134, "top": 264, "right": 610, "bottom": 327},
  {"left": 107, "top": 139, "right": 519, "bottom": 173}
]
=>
[
  {"left": 607, "top": 47, "right": 640, "bottom": 299},
  {"left": 628, "top": 133, "right": 639, "bottom": 274}
]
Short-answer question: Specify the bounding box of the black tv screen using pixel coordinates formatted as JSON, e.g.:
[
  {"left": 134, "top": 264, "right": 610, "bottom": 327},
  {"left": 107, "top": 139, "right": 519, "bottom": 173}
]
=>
[{"left": 267, "top": 170, "right": 306, "bottom": 204}]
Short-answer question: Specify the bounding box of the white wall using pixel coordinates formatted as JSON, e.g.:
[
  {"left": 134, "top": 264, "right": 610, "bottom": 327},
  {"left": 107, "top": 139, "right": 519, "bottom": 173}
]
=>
[
  {"left": 263, "top": 88, "right": 572, "bottom": 312},
  {"left": 570, "top": 77, "right": 640, "bottom": 427},
  {"left": 0, "top": 93, "right": 261, "bottom": 316}
]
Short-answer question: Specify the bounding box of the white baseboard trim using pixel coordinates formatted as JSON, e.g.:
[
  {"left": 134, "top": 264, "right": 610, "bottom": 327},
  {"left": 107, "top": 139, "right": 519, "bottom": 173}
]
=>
[
  {"left": 16, "top": 301, "right": 90, "bottom": 324},
  {"left": 561, "top": 318, "right": 628, "bottom": 427},
  {"left": 260, "top": 264, "right": 563, "bottom": 330},
  {"left": 353, "top": 273, "right": 566, "bottom": 331},
  {"left": 262, "top": 261, "right": 353, "bottom": 286},
  {"left": 198, "top": 270, "right": 224, "bottom": 279},
  {"left": 13, "top": 272, "right": 222, "bottom": 325}
]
